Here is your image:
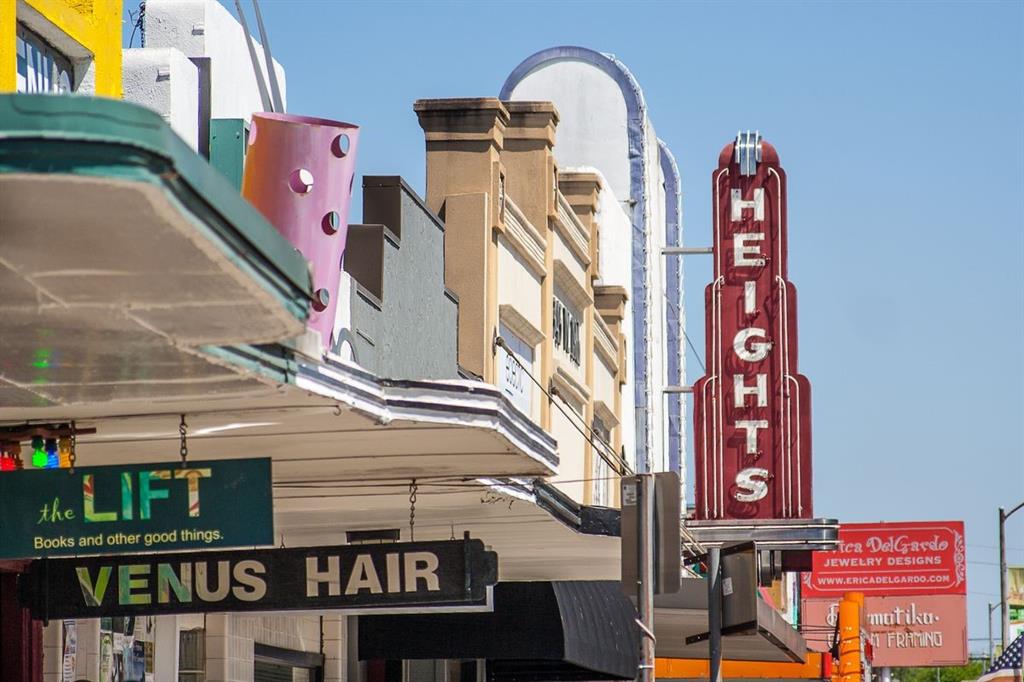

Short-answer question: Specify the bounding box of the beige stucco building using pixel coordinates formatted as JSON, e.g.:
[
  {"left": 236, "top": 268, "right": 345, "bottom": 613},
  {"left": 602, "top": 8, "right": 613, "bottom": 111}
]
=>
[{"left": 415, "top": 97, "right": 637, "bottom": 506}]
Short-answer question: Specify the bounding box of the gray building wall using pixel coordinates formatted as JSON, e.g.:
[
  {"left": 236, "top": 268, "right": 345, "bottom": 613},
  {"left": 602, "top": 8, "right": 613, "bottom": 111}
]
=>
[{"left": 342, "top": 176, "right": 458, "bottom": 380}]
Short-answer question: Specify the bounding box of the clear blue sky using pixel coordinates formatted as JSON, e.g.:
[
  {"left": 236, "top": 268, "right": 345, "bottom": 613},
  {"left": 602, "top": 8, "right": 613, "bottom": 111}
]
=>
[{"left": 131, "top": 0, "right": 1023, "bottom": 657}]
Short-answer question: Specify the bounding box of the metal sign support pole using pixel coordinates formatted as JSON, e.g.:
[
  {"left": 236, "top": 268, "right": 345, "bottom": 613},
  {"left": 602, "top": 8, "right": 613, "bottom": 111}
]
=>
[
  {"left": 1000, "top": 506, "right": 1008, "bottom": 650},
  {"left": 638, "top": 474, "right": 656, "bottom": 682},
  {"left": 708, "top": 545, "right": 723, "bottom": 682}
]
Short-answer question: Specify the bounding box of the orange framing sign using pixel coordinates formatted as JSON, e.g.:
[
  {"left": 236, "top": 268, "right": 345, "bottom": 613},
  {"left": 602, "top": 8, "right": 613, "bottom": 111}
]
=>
[{"left": 655, "top": 652, "right": 827, "bottom": 680}]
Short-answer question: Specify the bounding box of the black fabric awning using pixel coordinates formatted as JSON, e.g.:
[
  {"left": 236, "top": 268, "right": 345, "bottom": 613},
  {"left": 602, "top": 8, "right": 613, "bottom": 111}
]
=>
[{"left": 359, "top": 581, "right": 639, "bottom": 682}]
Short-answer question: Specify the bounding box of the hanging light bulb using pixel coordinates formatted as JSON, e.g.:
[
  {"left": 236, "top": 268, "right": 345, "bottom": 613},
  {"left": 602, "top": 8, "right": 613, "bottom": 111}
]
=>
[
  {"left": 0, "top": 442, "right": 16, "bottom": 472},
  {"left": 31, "top": 435, "right": 46, "bottom": 468},
  {"left": 58, "top": 436, "right": 72, "bottom": 469},
  {"left": 44, "top": 437, "right": 58, "bottom": 469}
]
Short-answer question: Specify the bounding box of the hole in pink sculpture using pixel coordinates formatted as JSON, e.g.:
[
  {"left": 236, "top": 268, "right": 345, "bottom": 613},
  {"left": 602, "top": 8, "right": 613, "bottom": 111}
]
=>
[
  {"left": 312, "top": 288, "right": 330, "bottom": 312},
  {"left": 322, "top": 211, "right": 341, "bottom": 235},
  {"left": 289, "top": 168, "right": 314, "bottom": 194},
  {"left": 331, "top": 134, "right": 350, "bottom": 158},
  {"left": 248, "top": 120, "right": 258, "bottom": 145}
]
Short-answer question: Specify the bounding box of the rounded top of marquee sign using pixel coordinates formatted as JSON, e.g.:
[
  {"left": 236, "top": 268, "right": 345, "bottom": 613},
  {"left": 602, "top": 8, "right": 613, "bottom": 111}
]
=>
[{"left": 719, "top": 132, "right": 780, "bottom": 170}]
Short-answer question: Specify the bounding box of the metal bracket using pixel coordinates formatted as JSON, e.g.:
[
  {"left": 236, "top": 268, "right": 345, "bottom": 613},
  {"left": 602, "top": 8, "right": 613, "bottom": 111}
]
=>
[
  {"left": 735, "top": 130, "right": 762, "bottom": 176},
  {"left": 661, "top": 246, "right": 713, "bottom": 255}
]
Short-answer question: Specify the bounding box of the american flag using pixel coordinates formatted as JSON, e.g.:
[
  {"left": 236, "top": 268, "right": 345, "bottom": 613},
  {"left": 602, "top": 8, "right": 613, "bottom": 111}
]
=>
[{"left": 985, "top": 633, "right": 1024, "bottom": 677}]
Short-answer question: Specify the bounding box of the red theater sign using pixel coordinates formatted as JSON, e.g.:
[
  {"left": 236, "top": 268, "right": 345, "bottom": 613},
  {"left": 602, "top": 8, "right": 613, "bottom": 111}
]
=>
[
  {"left": 693, "top": 132, "right": 813, "bottom": 520},
  {"left": 802, "top": 521, "right": 967, "bottom": 598}
]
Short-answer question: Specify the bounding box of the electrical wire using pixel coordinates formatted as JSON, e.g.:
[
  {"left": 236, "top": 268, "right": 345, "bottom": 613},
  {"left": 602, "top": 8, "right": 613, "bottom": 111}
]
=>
[
  {"left": 127, "top": 2, "right": 146, "bottom": 48},
  {"left": 549, "top": 386, "right": 632, "bottom": 476},
  {"left": 664, "top": 295, "right": 706, "bottom": 373},
  {"left": 495, "top": 336, "right": 633, "bottom": 477}
]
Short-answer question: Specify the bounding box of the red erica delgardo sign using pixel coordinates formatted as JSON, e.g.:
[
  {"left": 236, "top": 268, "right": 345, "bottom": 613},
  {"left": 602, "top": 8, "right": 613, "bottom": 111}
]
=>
[
  {"left": 802, "top": 521, "right": 967, "bottom": 598},
  {"left": 693, "top": 132, "right": 813, "bottom": 520}
]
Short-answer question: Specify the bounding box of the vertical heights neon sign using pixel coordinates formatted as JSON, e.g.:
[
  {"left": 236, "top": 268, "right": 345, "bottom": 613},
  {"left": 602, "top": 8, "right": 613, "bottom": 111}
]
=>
[{"left": 693, "top": 132, "right": 813, "bottom": 520}]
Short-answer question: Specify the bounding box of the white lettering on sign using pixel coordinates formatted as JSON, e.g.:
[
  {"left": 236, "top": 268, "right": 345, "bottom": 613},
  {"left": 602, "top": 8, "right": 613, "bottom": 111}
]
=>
[
  {"left": 345, "top": 555, "right": 384, "bottom": 595},
  {"left": 734, "top": 374, "right": 767, "bottom": 408},
  {"left": 730, "top": 188, "right": 764, "bottom": 221},
  {"left": 744, "top": 281, "right": 757, "bottom": 315},
  {"left": 497, "top": 324, "right": 533, "bottom": 416},
  {"left": 734, "top": 468, "right": 770, "bottom": 502},
  {"left": 306, "top": 556, "right": 341, "bottom": 597},
  {"left": 733, "top": 328, "right": 771, "bottom": 363},
  {"left": 735, "top": 421, "right": 769, "bottom": 454},
  {"left": 733, "top": 233, "right": 766, "bottom": 267},
  {"left": 404, "top": 552, "right": 441, "bottom": 592},
  {"left": 233, "top": 560, "right": 267, "bottom": 601},
  {"left": 867, "top": 534, "right": 950, "bottom": 554},
  {"left": 304, "top": 551, "right": 442, "bottom": 598},
  {"left": 826, "top": 602, "right": 946, "bottom": 649}
]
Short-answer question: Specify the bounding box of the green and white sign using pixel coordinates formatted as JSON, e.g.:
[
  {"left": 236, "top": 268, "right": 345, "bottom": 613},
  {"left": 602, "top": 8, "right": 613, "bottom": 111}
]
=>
[{"left": 0, "top": 458, "right": 273, "bottom": 559}]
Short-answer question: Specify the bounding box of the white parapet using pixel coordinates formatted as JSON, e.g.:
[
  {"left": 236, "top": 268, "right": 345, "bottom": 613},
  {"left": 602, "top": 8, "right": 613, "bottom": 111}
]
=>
[
  {"left": 122, "top": 47, "right": 199, "bottom": 150},
  {"left": 142, "top": 0, "right": 287, "bottom": 120}
]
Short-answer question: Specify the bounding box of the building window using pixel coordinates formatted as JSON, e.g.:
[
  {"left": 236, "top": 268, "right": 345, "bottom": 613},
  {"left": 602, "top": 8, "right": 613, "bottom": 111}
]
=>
[
  {"left": 498, "top": 173, "right": 506, "bottom": 223},
  {"left": 591, "top": 417, "right": 612, "bottom": 506},
  {"left": 552, "top": 296, "right": 581, "bottom": 366},
  {"left": 16, "top": 24, "right": 73, "bottom": 94}
]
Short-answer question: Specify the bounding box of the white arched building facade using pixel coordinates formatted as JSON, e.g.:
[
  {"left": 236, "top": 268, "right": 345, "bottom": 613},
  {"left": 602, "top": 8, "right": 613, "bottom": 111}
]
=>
[{"left": 500, "top": 47, "right": 685, "bottom": 482}]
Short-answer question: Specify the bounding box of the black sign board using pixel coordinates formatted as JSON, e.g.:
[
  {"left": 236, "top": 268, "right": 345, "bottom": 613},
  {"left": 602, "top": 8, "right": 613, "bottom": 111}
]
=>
[
  {"left": 621, "top": 472, "right": 681, "bottom": 595},
  {"left": 23, "top": 538, "right": 497, "bottom": 620},
  {"left": 684, "top": 542, "right": 760, "bottom": 645}
]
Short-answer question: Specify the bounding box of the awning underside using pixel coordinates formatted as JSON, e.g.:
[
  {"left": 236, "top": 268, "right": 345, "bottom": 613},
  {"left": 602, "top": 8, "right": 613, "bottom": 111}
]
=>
[
  {"left": 360, "top": 581, "right": 639, "bottom": 682},
  {"left": 0, "top": 175, "right": 309, "bottom": 408},
  {"left": 0, "top": 94, "right": 314, "bottom": 409},
  {"left": 654, "top": 579, "right": 807, "bottom": 663}
]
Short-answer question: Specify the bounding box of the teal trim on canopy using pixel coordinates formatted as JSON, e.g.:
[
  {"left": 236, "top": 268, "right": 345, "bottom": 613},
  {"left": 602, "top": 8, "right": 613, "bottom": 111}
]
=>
[{"left": 0, "top": 94, "right": 311, "bottom": 321}]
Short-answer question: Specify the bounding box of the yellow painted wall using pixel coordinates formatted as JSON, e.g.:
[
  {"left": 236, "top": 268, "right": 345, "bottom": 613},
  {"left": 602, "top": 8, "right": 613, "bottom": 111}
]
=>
[{"left": 1, "top": 0, "right": 122, "bottom": 96}]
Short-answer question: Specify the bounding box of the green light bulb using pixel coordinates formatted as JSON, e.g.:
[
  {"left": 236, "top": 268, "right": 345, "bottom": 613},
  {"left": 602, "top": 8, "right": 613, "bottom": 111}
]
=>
[{"left": 30, "top": 436, "right": 45, "bottom": 468}]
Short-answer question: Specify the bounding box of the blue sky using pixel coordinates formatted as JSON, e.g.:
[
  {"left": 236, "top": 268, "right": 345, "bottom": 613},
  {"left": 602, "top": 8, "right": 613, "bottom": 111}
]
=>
[{"left": 130, "top": 0, "right": 1022, "bottom": 657}]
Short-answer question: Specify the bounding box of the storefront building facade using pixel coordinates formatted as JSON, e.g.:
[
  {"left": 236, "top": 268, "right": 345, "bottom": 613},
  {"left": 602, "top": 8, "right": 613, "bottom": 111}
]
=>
[
  {"left": 0, "top": 2, "right": 647, "bottom": 681},
  {"left": 0, "top": 3, "right": 840, "bottom": 681},
  {"left": 413, "top": 97, "right": 636, "bottom": 505}
]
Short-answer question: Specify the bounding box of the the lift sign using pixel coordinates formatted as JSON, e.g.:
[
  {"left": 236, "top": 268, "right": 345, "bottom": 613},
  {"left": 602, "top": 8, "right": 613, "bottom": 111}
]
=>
[
  {"left": 0, "top": 458, "right": 273, "bottom": 558},
  {"left": 692, "top": 133, "right": 813, "bottom": 520}
]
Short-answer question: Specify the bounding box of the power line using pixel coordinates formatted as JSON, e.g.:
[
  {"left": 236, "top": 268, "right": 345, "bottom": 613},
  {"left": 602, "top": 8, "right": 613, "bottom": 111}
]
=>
[
  {"left": 495, "top": 336, "right": 633, "bottom": 477},
  {"left": 664, "top": 295, "right": 706, "bottom": 373}
]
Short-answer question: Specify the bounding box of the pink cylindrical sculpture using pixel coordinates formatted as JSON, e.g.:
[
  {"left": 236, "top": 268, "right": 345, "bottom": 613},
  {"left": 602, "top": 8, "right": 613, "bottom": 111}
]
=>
[{"left": 241, "top": 112, "right": 359, "bottom": 350}]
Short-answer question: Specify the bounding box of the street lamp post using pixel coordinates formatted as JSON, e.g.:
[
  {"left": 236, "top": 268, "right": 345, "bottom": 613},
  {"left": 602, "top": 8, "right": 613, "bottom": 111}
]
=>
[{"left": 999, "top": 501, "right": 1024, "bottom": 650}]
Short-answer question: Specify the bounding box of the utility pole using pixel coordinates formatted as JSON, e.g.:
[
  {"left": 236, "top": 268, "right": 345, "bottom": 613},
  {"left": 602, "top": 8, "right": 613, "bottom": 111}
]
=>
[
  {"left": 999, "top": 501, "right": 1024, "bottom": 650},
  {"left": 707, "top": 546, "right": 723, "bottom": 682},
  {"left": 988, "top": 602, "right": 997, "bottom": 663},
  {"left": 637, "top": 474, "right": 656, "bottom": 682}
]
